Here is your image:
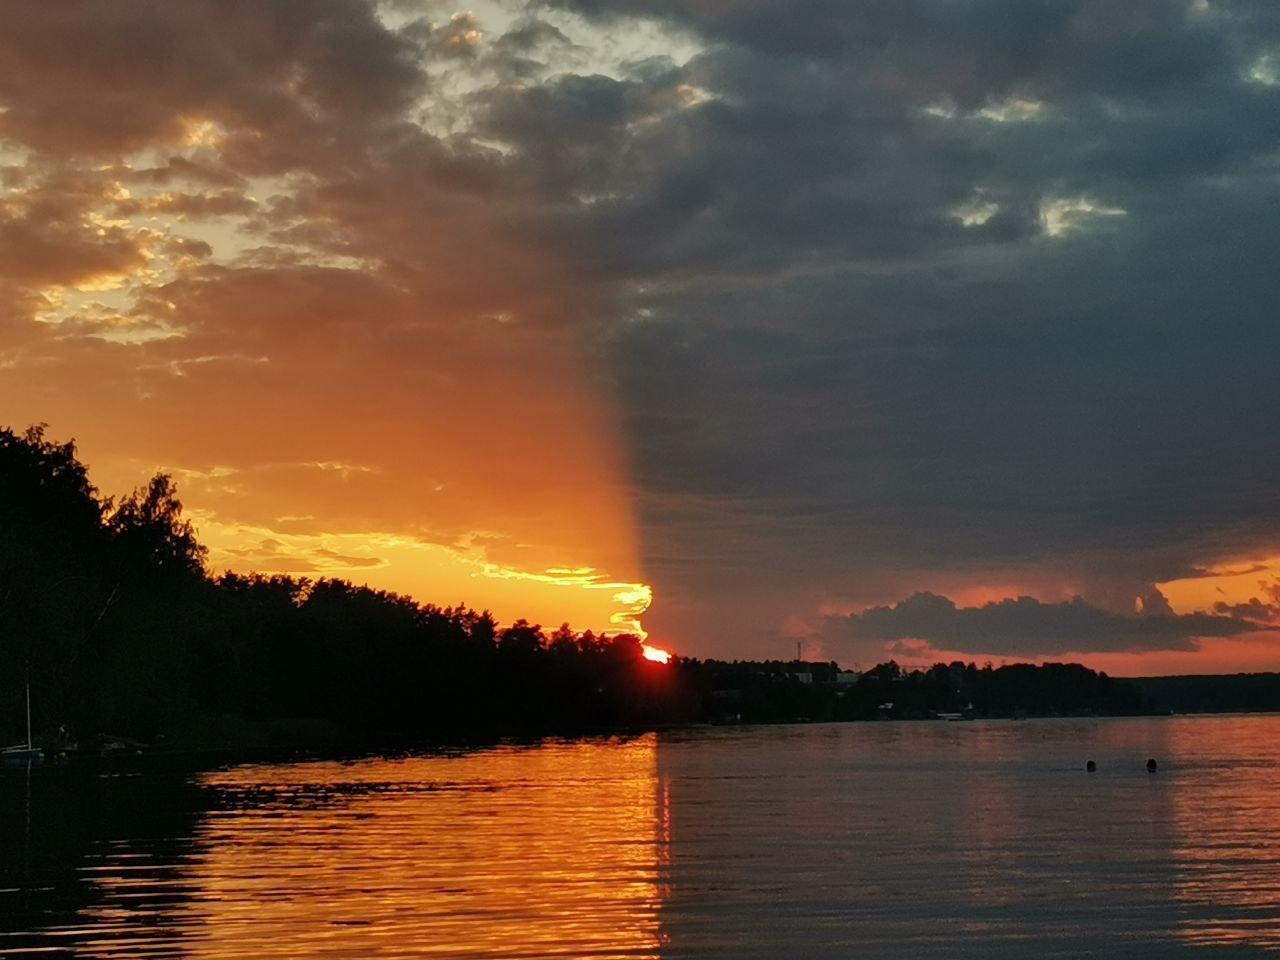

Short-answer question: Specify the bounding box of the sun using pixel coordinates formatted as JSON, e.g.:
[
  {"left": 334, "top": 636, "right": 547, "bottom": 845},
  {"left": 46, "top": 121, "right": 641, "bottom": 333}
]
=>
[{"left": 642, "top": 644, "right": 672, "bottom": 664}]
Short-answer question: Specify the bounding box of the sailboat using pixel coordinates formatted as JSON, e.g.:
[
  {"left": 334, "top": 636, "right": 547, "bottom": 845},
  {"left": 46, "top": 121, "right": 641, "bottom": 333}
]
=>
[{"left": 2, "top": 681, "right": 42, "bottom": 761}]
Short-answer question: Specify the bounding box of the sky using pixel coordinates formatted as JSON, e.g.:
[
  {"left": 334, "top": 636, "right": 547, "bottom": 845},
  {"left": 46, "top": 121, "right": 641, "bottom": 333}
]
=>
[{"left": 2, "top": 0, "right": 1279, "bottom": 674}]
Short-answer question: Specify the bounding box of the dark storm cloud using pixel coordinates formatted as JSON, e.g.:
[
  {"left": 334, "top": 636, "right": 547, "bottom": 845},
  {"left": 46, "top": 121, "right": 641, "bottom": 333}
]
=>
[
  {"left": 501, "top": 0, "right": 1280, "bottom": 650},
  {"left": 824, "top": 592, "right": 1264, "bottom": 658},
  {"left": 510, "top": 0, "right": 1280, "bottom": 285}
]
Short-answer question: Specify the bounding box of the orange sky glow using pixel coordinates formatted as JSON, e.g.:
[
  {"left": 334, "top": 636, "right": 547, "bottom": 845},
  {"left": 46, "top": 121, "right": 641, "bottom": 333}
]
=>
[
  {"left": 0, "top": 183, "right": 657, "bottom": 638},
  {"left": 1, "top": 345, "right": 655, "bottom": 637},
  {"left": 0, "top": 1, "right": 679, "bottom": 643}
]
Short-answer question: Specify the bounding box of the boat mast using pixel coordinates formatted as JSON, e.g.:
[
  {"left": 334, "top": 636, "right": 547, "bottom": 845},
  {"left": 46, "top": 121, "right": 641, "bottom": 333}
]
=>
[{"left": 25, "top": 678, "right": 31, "bottom": 750}]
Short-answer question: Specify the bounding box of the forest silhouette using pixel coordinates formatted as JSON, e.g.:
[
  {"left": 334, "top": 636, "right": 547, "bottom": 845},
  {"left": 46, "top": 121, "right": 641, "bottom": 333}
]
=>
[
  {"left": 3, "top": 424, "right": 1263, "bottom": 753},
  {"left": 1, "top": 425, "right": 690, "bottom": 747}
]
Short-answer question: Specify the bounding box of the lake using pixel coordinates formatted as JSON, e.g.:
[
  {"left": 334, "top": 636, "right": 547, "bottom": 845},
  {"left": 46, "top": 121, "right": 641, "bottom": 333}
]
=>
[{"left": 4, "top": 716, "right": 1280, "bottom": 958}]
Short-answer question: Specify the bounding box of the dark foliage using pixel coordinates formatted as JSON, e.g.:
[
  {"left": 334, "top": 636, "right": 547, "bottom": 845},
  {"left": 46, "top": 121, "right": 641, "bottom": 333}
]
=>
[
  {"left": 1130, "top": 674, "right": 1280, "bottom": 715},
  {"left": 674, "top": 657, "right": 1144, "bottom": 724},
  {"left": 0, "top": 426, "right": 687, "bottom": 747}
]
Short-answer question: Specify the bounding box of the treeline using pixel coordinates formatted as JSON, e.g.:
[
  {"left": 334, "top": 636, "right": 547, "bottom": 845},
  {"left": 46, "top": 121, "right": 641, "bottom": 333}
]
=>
[
  {"left": 5, "top": 425, "right": 1234, "bottom": 753},
  {"left": 1130, "top": 673, "right": 1280, "bottom": 715},
  {"left": 0, "top": 426, "right": 686, "bottom": 747},
  {"left": 681, "top": 658, "right": 1142, "bottom": 723},
  {"left": 681, "top": 661, "right": 1280, "bottom": 723}
]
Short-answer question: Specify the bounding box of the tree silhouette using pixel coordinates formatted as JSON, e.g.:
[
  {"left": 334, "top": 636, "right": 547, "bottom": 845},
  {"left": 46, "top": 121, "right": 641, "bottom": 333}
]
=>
[
  {"left": 0, "top": 423, "right": 1188, "bottom": 751},
  {"left": 108, "top": 474, "right": 206, "bottom": 577}
]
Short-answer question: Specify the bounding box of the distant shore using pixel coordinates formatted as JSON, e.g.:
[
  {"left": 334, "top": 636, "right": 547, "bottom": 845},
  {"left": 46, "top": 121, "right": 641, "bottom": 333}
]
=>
[{"left": 12, "top": 690, "right": 1280, "bottom": 770}]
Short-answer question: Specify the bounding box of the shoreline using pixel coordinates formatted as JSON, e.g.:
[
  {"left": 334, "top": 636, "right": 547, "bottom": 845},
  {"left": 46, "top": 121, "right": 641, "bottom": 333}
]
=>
[{"left": 10, "top": 708, "right": 1280, "bottom": 773}]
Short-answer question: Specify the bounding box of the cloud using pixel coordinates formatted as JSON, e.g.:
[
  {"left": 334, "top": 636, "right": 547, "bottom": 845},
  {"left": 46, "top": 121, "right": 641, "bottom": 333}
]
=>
[
  {"left": 0, "top": 0, "right": 423, "bottom": 158},
  {"left": 312, "top": 547, "right": 386, "bottom": 568},
  {"left": 221, "top": 538, "right": 385, "bottom": 572},
  {"left": 825, "top": 591, "right": 1266, "bottom": 659},
  {"left": 1215, "top": 598, "right": 1280, "bottom": 623},
  {"left": 3, "top": 0, "right": 1280, "bottom": 658},
  {"left": 0, "top": 169, "right": 150, "bottom": 288},
  {"left": 1213, "top": 579, "right": 1280, "bottom": 624},
  {"left": 423, "top": 12, "right": 485, "bottom": 59}
]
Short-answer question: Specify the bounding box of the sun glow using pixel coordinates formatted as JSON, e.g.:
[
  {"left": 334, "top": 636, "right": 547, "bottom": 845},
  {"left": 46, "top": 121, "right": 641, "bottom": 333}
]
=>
[
  {"left": 642, "top": 644, "right": 672, "bottom": 664},
  {"left": 478, "top": 563, "right": 653, "bottom": 636}
]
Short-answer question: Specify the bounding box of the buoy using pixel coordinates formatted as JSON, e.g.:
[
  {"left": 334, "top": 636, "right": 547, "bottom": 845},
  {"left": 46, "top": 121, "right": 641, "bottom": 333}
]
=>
[
  {"left": 1146, "top": 758, "right": 1158, "bottom": 772},
  {"left": 1086, "top": 760, "right": 1097, "bottom": 772}
]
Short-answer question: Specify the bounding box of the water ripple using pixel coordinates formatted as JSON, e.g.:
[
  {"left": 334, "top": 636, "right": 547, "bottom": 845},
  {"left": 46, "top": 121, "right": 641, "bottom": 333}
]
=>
[{"left": 6, "top": 720, "right": 1280, "bottom": 957}]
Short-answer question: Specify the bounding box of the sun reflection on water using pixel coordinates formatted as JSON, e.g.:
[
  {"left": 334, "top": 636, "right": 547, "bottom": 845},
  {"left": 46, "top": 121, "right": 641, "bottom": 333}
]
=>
[
  {"left": 71, "top": 738, "right": 664, "bottom": 959},
  {"left": 17, "top": 719, "right": 1280, "bottom": 959}
]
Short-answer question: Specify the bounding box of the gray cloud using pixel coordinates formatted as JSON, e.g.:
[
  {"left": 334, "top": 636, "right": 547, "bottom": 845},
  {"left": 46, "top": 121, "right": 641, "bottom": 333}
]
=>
[
  {"left": 537, "top": 0, "right": 1280, "bottom": 651},
  {"left": 825, "top": 591, "right": 1266, "bottom": 658},
  {"left": 0, "top": 1, "right": 423, "bottom": 159},
  {"left": 1213, "top": 579, "right": 1280, "bottom": 623}
]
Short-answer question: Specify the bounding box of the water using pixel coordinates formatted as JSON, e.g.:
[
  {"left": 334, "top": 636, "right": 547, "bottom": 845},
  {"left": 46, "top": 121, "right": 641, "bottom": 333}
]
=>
[{"left": 4, "top": 716, "right": 1280, "bottom": 958}]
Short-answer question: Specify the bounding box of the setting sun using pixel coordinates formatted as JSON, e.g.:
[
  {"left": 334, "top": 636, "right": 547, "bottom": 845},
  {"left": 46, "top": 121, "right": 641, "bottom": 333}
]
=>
[{"left": 642, "top": 644, "right": 672, "bottom": 664}]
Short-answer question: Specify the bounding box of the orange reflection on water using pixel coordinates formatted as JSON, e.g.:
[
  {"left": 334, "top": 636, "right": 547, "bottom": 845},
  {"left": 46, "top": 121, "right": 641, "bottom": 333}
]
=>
[
  {"left": 1168, "top": 716, "right": 1280, "bottom": 951},
  {"left": 78, "top": 737, "right": 664, "bottom": 959}
]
